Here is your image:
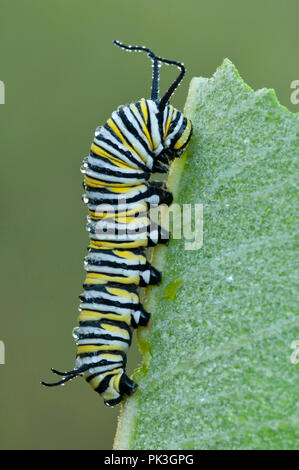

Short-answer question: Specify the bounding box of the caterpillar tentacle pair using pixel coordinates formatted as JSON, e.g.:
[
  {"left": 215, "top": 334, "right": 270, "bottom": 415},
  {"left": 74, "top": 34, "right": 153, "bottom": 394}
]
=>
[{"left": 42, "top": 40, "right": 192, "bottom": 406}]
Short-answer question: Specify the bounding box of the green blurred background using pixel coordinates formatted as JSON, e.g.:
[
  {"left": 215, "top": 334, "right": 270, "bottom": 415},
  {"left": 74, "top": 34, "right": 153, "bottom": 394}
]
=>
[{"left": 0, "top": 0, "right": 298, "bottom": 450}]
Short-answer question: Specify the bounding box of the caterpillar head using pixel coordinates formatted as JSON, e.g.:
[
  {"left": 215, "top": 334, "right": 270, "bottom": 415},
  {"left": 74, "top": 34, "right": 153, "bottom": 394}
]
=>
[{"left": 114, "top": 40, "right": 192, "bottom": 163}]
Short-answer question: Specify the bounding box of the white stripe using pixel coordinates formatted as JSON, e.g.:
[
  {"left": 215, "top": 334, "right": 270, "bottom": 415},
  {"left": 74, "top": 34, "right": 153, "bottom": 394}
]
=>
[
  {"left": 87, "top": 363, "right": 124, "bottom": 375},
  {"left": 97, "top": 127, "right": 145, "bottom": 168},
  {"left": 76, "top": 355, "right": 123, "bottom": 368},
  {"left": 112, "top": 110, "right": 153, "bottom": 167},
  {"left": 80, "top": 302, "right": 135, "bottom": 315},
  {"left": 165, "top": 113, "right": 184, "bottom": 147},
  {"left": 85, "top": 265, "right": 141, "bottom": 279},
  {"left": 81, "top": 289, "right": 139, "bottom": 304},
  {"left": 86, "top": 251, "right": 146, "bottom": 267},
  {"left": 124, "top": 106, "right": 152, "bottom": 152},
  {"left": 140, "top": 270, "right": 150, "bottom": 284},
  {"left": 85, "top": 167, "right": 144, "bottom": 184},
  {"left": 77, "top": 339, "right": 128, "bottom": 347},
  {"left": 147, "top": 100, "right": 163, "bottom": 154},
  {"left": 162, "top": 106, "right": 169, "bottom": 136},
  {"left": 75, "top": 326, "right": 129, "bottom": 340},
  {"left": 87, "top": 155, "right": 145, "bottom": 176}
]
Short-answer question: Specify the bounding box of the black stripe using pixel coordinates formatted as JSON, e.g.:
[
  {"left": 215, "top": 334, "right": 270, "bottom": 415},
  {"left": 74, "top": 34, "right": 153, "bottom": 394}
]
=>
[
  {"left": 88, "top": 207, "right": 148, "bottom": 218},
  {"left": 81, "top": 283, "right": 138, "bottom": 296},
  {"left": 89, "top": 238, "right": 150, "bottom": 248},
  {"left": 78, "top": 319, "right": 132, "bottom": 336},
  {"left": 95, "top": 134, "right": 148, "bottom": 172},
  {"left": 77, "top": 334, "right": 131, "bottom": 345},
  {"left": 87, "top": 159, "right": 150, "bottom": 181},
  {"left": 81, "top": 282, "right": 139, "bottom": 296},
  {"left": 77, "top": 347, "right": 126, "bottom": 361},
  {"left": 93, "top": 373, "right": 114, "bottom": 392},
  {"left": 157, "top": 107, "right": 165, "bottom": 141},
  {"left": 167, "top": 110, "right": 181, "bottom": 136},
  {"left": 79, "top": 301, "right": 140, "bottom": 314},
  {"left": 79, "top": 319, "right": 132, "bottom": 332},
  {"left": 78, "top": 357, "right": 124, "bottom": 370},
  {"left": 144, "top": 100, "right": 152, "bottom": 137},
  {"left": 85, "top": 259, "right": 146, "bottom": 271},
  {"left": 118, "top": 107, "right": 154, "bottom": 158},
  {"left": 86, "top": 189, "right": 149, "bottom": 206},
  {"left": 169, "top": 117, "right": 187, "bottom": 146},
  {"left": 128, "top": 104, "right": 148, "bottom": 142},
  {"left": 88, "top": 247, "right": 146, "bottom": 257},
  {"left": 177, "top": 120, "right": 193, "bottom": 150},
  {"left": 88, "top": 221, "right": 151, "bottom": 236},
  {"left": 108, "top": 117, "right": 139, "bottom": 157},
  {"left": 85, "top": 258, "right": 144, "bottom": 271}
]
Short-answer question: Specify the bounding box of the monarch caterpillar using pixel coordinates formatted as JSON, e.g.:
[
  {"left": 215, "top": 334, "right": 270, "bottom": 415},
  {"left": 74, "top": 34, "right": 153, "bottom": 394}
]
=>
[{"left": 42, "top": 40, "right": 192, "bottom": 406}]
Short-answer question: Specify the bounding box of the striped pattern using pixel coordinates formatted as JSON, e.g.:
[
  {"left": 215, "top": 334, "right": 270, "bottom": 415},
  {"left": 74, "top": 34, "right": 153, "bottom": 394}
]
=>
[
  {"left": 41, "top": 40, "right": 193, "bottom": 407},
  {"left": 76, "top": 99, "right": 192, "bottom": 405},
  {"left": 42, "top": 96, "right": 192, "bottom": 406}
]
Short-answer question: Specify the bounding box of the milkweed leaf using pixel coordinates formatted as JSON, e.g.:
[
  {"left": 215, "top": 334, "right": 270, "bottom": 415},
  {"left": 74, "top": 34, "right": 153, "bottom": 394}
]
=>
[{"left": 114, "top": 59, "right": 299, "bottom": 450}]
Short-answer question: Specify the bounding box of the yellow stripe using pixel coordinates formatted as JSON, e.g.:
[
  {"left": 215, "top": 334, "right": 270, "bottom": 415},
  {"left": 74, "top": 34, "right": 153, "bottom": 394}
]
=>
[
  {"left": 77, "top": 344, "right": 126, "bottom": 354},
  {"left": 130, "top": 102, "right": 153, "bottom": 150},
  {"left": 89, "top": 239, "right": 148, "bottom": 249},
  {"left": 88, "top": 210, "right": 111, "bottom": 220},
  {"left": 88, "top": 203, "right": 147, "bottom": 220},
  {"left": 102, "top": 323, "right": 130, "bottom": 339},
  {"left": 114, "top": 249, "right": 145, "bottom": 263},
  {"left": 84, "top": 175, "right": 139, "bottom": 188},
  {"left": 115, "top": 215, "right": 149, "bottom": 224},
  {"left": 164, "top": 105, "right": 174, "bottom": 139},
  {"left": 84, "top": 273, "right": 106, "bottom": 285},
  {"left": 174, "top": 120, "right": 192, "bottom": 150},
  {"left": 84, "top": 272, "right": 139, "bottom": 285},
  {"left": 117, "top": 202, "right": 147, "bottom": 216},
  {"left": 107, "top": 287, "right": 139, "bottom": 302},
  {"left": 100, "top": 184, "right": 141, "bottom": 194},
  {"left": 87, "top": 368, "right": 123, "bottom": 389},
  {"left": 101, "top": 353, "right": 123, "bottom": 361},
  {"left": 109, "top": 184, "right": 147, "bottom": 194},
  {"left": 87, "top": 375, "right": 101, "bottom": 389},
  {"left": 140, "top": 99, "right": 148, "bottom": 124},
  {"left": 90, "top": 143, "right": 135, "bottom": 169},
  {"left": 78, "top": 310, "right": 131, "bottom": 325},
  {"left": 113, "top": 373, "right": 122, "bottom": 393},
  {"left": 107, "top": 118, "right": 147, "bottom": 164},
  {"left": 107, "top": 185, "right": 135, "bottom": 193}
]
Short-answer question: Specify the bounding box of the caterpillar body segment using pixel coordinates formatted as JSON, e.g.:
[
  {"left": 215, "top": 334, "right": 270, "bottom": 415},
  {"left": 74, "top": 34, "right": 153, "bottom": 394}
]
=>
[
  {"left": 42, "top": 40, "right": 192, "bottom": 407},
  {"left": 84, "top": 249, "right": 161, "bottom": 287}
]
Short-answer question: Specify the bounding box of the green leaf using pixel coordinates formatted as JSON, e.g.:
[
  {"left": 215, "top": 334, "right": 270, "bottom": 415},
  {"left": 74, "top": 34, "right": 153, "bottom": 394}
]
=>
[{"left": 114, "top": 59, "right": 299, "bottom": 450}]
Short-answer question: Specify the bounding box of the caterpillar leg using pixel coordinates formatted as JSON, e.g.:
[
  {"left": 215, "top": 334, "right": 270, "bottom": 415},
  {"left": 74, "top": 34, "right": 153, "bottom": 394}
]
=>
[
  {"left": 86, "top": 368, "right": 137, "bottom": 407},
  {"left": 84, "top": 248, "right": 161, "bottom": 287},
  {"left": 148, "top": 222, "right": 171, "bottom": 247},
  {"left": 83, "top": 182, "right": 174, "bottom": 214},
  {"left": 104, "top": 397, "right": 123, "bottom": 407},
  {"left": 131, "top": 306, "right": 151, "bottom": 328},
  {"left": 139, "top": 263, "right": 161, "bottom": 287},
  {"left": 147, "top": 182, "right": 173, "bottom": 207},
  {"left": 104, "top": 373, "right": 138, "bottom": 407}
]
